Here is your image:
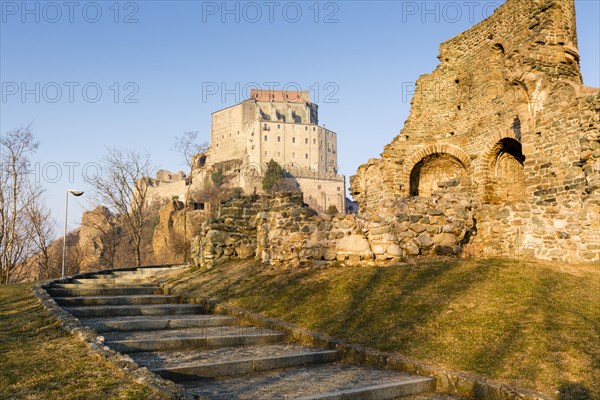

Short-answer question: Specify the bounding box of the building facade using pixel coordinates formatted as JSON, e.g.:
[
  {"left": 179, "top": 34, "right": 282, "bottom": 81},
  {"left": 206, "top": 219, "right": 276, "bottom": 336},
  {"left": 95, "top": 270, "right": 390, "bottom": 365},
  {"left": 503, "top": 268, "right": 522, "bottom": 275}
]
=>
[{"left": 148, "top": 89, "right": 346, "bottom": 213}]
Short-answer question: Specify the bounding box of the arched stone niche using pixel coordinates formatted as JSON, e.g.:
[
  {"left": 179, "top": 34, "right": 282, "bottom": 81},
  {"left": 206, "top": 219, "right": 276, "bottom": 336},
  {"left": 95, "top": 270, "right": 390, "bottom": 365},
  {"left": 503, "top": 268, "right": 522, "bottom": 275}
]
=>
[
  {"left": 409, "top": 153, "right": 469, "bottom": 197},
  {"left": 484, "top": 138, "right": 526, "bottom": 202}
]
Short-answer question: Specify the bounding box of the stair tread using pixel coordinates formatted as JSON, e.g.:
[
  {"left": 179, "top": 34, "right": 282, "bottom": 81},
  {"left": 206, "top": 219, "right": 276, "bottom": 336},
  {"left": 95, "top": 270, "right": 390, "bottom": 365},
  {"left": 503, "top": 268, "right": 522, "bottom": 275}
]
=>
[
  {"left": 104, "top": 326, "right": 283, "bottom": 342},
  {"left": 183, "top": 363, "right": 432, "bottom": 400},
  {"left": 54, "top": 294, "right": 178, "bottom": 301},
  {"left": 56, "top": 283, "right": 159, "bottom": 288},
  {"left": 80, "top": 315, "right": 234, "bottom": 324},
  {"left": 48, "top": 286, "right": 159, "bottom": 291},
  {"left": 65, "top": 304, "right": 204, "bottom": 315},
  {"left": 130, "top": 344, "right": 335, "bottom": 370}
]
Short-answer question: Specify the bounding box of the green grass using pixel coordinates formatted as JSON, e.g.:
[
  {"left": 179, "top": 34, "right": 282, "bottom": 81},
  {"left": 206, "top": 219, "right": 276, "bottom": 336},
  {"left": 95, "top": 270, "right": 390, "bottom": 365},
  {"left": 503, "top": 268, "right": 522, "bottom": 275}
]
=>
[
  {"left": 163, "top": 259, "right": 600, "bottom": 399},
  {"left": 0, "top": 283, "right": 168, "bottom": 400}
]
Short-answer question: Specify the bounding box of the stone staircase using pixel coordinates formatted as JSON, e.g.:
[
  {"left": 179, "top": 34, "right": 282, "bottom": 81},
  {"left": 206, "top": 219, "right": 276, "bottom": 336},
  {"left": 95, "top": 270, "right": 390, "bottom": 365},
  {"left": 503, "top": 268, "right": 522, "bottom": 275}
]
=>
[{"left": 46, "top": 266, "right": 437, "bottom": 399}]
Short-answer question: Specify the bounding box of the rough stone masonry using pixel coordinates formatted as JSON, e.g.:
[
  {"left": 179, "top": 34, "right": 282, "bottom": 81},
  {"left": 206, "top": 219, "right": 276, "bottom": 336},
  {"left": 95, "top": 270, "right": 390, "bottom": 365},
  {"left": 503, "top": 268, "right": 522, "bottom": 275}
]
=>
[
  {"left": 350, "top": 0, "right": 599, "bottom": 263},
  {"left": 175, "top": 0, "right": 598, "bottom": 268}
]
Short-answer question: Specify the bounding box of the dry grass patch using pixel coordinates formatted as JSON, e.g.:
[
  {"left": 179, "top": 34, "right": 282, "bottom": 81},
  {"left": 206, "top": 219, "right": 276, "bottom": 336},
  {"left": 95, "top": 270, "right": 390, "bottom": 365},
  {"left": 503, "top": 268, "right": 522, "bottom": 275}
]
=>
[
  {"left": 0, "top": 283, "right": 169, "bottom": 400},
  {"left": 161, "top": 259, "right": 600, "bottom": 399}
]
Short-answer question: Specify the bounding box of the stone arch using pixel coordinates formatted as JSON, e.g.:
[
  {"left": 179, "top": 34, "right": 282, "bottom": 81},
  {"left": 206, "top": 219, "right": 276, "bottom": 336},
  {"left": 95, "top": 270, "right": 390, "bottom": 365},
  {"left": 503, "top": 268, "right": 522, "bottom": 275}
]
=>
[
  {"left": 403, "top": 144, "right": 471, "bottom": 197},
  {"left": 490, "top": 38, "right": 510, "bottom": 56},
  {"left": 481, "top": 137, "right": 526, "bottom": 203}
]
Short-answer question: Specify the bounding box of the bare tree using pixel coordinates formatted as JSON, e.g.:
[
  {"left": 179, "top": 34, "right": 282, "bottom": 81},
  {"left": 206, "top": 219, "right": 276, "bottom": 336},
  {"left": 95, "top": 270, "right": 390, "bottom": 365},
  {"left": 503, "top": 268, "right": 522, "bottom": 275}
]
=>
[
  {"left": 86, "top": 148, "right": 154, "bottom": 267},
  {"left": 172, "top": 131, "right": 208, "bottom": 262},
  {"left": 0, "top": 127, "right": 55, "bottom": 284},
  {"left": 25, "top": 191, "right": 56, "bottom": 279}
]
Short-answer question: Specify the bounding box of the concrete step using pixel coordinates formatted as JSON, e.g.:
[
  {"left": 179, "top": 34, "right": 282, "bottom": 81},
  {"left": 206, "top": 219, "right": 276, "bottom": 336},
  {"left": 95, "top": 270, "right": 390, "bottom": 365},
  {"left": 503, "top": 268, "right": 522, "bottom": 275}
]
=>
[
  {"left": 107, "top": 266, "right": 187, "bottom": 276},
  {"left": 89, "top": 274, "right": 153, "bottom": 280},
  {"left": 70, "top": 278, "right": 156, "bottom": 287},
  {"left": 104, "top": 326, "right": 285, "bottom": 353},
  {"left": 80, "top": 315, "right": 237, "bottom": 333},
  {"left": 46, "top": 286, "right": 160, "bottom": 297},
  {"left": 65, "top": 303, "right": 206, "bottom": 318},
  {"left": 53, "top": 294, "right": 180, "bottom": 307},
  {"left": 183, "top": 363, "right": 435, "bottom": 399},
  {"left": 52, "top": 282, "right": 159, "bottom": 289},
  {"left": 70, "top": 278, "right": 152, "bottom": 285},
  {"left": 130, "top": 344, "right": 338, "bottom": 380}
]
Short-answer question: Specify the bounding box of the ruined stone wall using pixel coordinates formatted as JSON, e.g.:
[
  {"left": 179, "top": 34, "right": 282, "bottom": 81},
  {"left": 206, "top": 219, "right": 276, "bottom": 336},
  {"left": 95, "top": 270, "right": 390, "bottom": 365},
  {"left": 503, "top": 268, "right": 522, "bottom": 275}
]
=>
[
  {"left": 350, "top": 0, "right": 599, "bottom": 263},
  {"left": 192, "top": 195, "right": 263, "bottom": 269},
  {"left": 191, "top": 192, "right": 476, "bottom": 269}
]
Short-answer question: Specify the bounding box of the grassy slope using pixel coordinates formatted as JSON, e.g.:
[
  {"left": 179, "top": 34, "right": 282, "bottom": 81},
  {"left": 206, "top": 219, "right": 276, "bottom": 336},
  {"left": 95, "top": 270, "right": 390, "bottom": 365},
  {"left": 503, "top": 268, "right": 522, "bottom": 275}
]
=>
[
  {"left": 0, "top": 283, "right": 167, "bottom": 400},
  {"left": 163, "top": 259, "right": 600, "bottom": 399}
]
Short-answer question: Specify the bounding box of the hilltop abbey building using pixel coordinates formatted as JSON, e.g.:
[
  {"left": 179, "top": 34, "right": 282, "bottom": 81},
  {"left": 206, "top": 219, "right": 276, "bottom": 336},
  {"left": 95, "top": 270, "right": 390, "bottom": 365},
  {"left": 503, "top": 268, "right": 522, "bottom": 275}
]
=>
[{"left": 148, "top": 89, "right": 346, "bottom": 213}]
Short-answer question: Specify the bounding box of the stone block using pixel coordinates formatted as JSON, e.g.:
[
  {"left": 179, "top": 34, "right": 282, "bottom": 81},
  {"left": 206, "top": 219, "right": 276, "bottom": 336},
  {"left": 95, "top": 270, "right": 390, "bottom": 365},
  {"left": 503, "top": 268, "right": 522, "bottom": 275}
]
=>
[
  {"left": 434, "top": 233, "right": 458, "bottom": 247},
  {"left": 416, "top": 233, "right": 434, "bottom": 249}
]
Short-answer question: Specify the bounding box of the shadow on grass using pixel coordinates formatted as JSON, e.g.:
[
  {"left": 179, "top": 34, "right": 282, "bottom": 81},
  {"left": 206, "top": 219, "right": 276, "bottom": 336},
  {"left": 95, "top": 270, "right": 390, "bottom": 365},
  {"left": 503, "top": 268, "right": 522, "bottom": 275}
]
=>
[
  {"left": 559, "top": 382, "right": 592, "bottom": 400},
  {"left": 175, "top": 258, "right": 600, "bottom": 398}
]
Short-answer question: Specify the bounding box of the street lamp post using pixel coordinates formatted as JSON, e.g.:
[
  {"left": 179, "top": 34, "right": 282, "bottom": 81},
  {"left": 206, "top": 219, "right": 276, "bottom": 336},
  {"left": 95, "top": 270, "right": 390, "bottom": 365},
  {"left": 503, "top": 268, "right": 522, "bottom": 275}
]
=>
[{"left": 62, "top": 189, "right": 84, "bottom": 278}]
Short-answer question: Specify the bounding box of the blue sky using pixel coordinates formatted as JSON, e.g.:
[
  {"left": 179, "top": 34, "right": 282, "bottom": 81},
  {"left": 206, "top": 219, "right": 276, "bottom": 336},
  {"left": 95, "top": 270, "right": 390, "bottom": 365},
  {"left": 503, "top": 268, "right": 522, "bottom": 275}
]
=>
[{"left": 1, "top": 0, "right": 599, "bottom": 236}]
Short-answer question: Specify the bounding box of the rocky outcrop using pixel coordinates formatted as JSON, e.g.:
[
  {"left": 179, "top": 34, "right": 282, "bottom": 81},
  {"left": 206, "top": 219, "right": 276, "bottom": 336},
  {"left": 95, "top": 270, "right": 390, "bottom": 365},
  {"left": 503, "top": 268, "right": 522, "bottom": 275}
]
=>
[
  {"left": 153, "top": 200, "right": 209, "bottom": 264},
  {"left": 79, "top": 206, "right": 116, "bottom": 271}
]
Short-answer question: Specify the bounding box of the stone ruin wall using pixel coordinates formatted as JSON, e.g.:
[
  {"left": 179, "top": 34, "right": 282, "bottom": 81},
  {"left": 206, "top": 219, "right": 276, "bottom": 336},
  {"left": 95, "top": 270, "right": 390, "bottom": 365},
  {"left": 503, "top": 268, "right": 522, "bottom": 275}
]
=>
[
  {"left": 190, "top": 192, "right": 477, "bottom": 269},
  {"left": 350, "top": 0, "right": 600, "bottom": 263}
]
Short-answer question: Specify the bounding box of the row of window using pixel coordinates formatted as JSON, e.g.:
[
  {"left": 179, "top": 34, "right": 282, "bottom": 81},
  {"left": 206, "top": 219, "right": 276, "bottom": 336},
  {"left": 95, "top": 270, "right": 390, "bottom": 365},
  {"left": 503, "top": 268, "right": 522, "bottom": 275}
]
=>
[
  {"left": 266, "top": 135, "right": 318, "bottom": 145},
  {"left": 265, "top": 151, "right": 310, "bottom": 159},
  {"left": 263, "top": 135, "right": 336, "bottom": 153},
  {"left": 263, "top": 152, "right": 336, "bottom": 163},
  {"left": 313, "top": 185, "right": 342, "bottom": 191},
  {"left": 264, "top": 123, "right": 327, "bottom": 133},
  {"left": 213, "top": 131, "right": 240, "bottom": 141}
]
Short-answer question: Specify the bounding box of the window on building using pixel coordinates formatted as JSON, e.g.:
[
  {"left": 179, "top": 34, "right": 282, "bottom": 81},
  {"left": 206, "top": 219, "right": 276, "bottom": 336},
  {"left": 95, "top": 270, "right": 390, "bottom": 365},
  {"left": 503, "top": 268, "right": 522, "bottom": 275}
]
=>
[
  {"left": 305, "top": 153, "right": 309, "bottom": 159},
  {"left": 264, "top": 123, "right": 267, "bottom": 130},
  {"left": 277, "top": 152, "right": 280, "bottom": 156},
  {"left": 337, "top": 187, "right": 341, "bottom": 191},
  {"left": 277, "top": 124, "right": 281, "bottom": 129},
  {"left": 305, "top": 126, "right": 308, "bottom": 131},
  {"left": 292, "top": 152, "right": 295, "bottom": 158},
  {"left": 320, "top": 155, "right": 323, "bottom": 161},
  {"left": 305, "top": 138, "right": 308, "bottom": 144},
  {"left": 292, "top": 137, "right": 295, "bottom": 143},
  {"left": 318, "top": 185, "right": 322, "bottom": 189},
  {"left": 313, "top": 138, "right": 316, "bottom": 144},
  {"left": 277, "top": 136, "right": 281, "bottom": 142},
  {"left": 313, "top": 127, "right": 316, "bottom": 131},
  {"left": 264, "top": 135, "right": 268, "bottom": 141}
]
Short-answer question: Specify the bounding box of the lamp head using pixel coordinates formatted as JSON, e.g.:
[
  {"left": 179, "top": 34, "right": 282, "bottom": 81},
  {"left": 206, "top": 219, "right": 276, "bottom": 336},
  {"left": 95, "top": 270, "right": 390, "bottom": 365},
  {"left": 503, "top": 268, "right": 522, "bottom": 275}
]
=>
[{"left": 68, "top": 190, "right": 84, "bottom": 197}]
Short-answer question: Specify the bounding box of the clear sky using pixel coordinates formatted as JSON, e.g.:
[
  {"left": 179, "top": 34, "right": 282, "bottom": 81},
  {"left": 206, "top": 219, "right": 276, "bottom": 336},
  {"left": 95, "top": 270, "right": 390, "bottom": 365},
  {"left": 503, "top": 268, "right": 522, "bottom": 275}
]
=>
[{"left": 1, "top": 0, "right": 599, "bottom": 237}]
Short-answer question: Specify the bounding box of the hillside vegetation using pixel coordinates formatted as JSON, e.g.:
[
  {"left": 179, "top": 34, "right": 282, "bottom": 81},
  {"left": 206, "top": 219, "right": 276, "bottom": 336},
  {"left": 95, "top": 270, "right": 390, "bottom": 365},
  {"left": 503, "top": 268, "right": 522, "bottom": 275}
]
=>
[
  {"left": 162, "top": 259, "right": 600, "bottom": 399},
  {"left": 0, "top": 283, "right": 168, "bottom": 400}
]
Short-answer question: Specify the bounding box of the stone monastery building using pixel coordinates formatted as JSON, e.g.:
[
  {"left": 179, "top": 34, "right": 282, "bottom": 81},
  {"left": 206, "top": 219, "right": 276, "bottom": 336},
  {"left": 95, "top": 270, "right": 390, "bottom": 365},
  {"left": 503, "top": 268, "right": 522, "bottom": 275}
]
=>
[{"left": 147, "top": 89, "right": 346, "bottom": 213}]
